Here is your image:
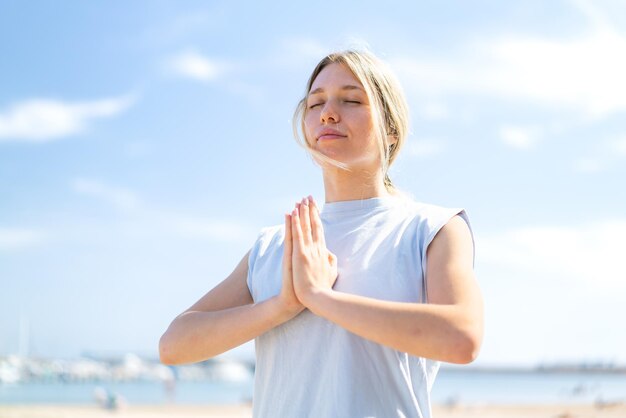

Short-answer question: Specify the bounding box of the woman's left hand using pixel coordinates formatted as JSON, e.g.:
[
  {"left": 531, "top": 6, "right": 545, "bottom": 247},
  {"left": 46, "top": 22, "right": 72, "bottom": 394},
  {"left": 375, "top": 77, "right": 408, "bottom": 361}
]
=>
[{"left": 290, "top": 196, "right": 338, "bottom": 306}]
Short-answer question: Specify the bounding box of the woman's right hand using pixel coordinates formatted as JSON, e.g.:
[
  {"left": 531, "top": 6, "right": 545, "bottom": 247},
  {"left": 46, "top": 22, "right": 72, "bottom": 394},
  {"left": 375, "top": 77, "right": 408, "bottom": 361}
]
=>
[{"left": 278, "top": 212, "right": 305, "bottom": 318}]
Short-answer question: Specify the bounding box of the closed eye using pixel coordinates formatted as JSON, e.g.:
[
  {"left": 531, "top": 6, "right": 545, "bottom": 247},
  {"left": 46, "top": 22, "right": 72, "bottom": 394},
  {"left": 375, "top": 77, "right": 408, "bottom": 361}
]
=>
[{"left": 308, "top": 100, "right": 361, "bottom": 109}]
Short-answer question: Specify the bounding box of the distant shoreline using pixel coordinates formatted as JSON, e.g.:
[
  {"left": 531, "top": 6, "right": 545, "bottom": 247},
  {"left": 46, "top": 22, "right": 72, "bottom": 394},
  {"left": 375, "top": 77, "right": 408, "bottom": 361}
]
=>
[{"left": 441, "top": 364, "right": 626, "bottom": 374}]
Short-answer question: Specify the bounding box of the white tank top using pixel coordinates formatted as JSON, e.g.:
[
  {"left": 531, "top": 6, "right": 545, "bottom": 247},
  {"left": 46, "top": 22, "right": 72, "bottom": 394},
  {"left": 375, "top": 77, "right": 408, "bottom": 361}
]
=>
[{"left": 247, "top": 196, "right": 473, "bottom": 418}]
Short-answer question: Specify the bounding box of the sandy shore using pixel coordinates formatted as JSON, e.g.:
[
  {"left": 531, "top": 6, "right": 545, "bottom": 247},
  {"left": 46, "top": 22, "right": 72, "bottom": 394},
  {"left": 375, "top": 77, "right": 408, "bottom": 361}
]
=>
[
  {"left": 1, "top": 404, "right": 626, "bottom": 418},
  {"left": 433, "top": 403, "right": 626, "bottom": 418}
]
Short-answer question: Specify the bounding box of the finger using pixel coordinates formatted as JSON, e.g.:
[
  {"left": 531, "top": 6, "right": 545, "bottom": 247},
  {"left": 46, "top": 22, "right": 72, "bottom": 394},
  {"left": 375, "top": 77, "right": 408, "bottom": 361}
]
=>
[
  {"left": 328, "top": 251, "right": 337, "bottom": 266},
  {"left": 291, "top": 206, "right": 304, "bottom": 251},
  {"left": 308, "top": 195, "right": 326, "bottom": 246},
  {"left": 283, "top": 214, "right": 292, "bottom": 265},
  {"left": 299, "top": 197, "right": 312, "bottom": 244}
]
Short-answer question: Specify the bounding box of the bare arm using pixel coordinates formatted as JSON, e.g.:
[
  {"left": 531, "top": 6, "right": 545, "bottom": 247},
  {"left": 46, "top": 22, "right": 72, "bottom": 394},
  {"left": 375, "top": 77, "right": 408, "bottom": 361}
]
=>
[
  {"left": 159, "top": 217, "right": 304, "bottom": 365},
  {"left": 291, "top": 197, "right": 483, "bottom": 364}
]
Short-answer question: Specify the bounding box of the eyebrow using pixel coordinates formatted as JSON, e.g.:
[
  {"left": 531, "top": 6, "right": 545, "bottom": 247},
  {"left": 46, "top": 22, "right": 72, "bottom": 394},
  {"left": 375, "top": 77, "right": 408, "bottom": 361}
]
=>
[{"left": 308, "top": 85, "right": 364, "bottom": 95}]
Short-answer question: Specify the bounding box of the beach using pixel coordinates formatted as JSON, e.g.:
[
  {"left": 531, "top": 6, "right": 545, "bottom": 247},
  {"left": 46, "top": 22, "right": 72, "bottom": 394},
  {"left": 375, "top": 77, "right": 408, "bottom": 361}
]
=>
[{"left": 2, "top": 404, "right": 626, "bottom": 418}]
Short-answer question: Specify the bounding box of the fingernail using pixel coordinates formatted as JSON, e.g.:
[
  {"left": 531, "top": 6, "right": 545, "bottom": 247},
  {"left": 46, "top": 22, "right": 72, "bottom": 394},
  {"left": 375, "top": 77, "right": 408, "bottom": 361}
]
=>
[{"left": 302, "top": 197, "right": 308, "bottom": 206}]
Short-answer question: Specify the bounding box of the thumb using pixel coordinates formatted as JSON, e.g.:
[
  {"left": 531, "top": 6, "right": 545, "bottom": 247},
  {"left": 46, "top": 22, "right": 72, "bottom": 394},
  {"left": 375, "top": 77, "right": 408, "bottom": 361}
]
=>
[{"left": 284, "top": 214, "right": 293, "bottom": 263}]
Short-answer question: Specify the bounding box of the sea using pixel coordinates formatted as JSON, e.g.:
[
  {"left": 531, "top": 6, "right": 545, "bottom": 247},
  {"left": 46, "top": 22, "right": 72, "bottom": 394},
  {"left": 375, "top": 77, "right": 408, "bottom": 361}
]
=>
[{"left": 1, "top": 369, "right": 625, "bottom": 405}]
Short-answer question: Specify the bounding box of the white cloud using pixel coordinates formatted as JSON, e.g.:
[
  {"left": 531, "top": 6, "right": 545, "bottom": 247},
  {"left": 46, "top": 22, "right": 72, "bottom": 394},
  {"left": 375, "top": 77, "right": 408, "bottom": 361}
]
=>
[
  {"left": 390, "top": 3, "right": 626, "bottom": 118},
  {"left": 485, "top": 30, "right": 626, "bottom": 118},
  {"left": 498, "top": 125, "right": 541, "bottom": 150},
  {"left": 476, "top": 217, "right": 626, "bottom": 364},
  {"left": 404, "top": 138, "right": 446, "bottom": 158},
  {"left": 71, "top": 178, "right": 141, "bottom": 213},
  {"left": 167, "top": 50, "right": 222, "bottom": 82},
  {"left": 0, "top": 227, "right": 45, "bottom": 251},
  {"left": 478, "top": 220, "right": 626, "bottom": 286},
  {"left": 0, "top": 95, "right": 135, "bottom": 142},
  {"left": 569, "top": 0, "right": 614, "bottom": 33}
]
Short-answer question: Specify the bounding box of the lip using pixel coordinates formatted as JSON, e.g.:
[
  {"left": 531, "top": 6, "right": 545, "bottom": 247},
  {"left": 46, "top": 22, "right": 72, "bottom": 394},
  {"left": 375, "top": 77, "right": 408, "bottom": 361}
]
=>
[{"left": 317, "top": 128, "right": 347, "bottom": 141}]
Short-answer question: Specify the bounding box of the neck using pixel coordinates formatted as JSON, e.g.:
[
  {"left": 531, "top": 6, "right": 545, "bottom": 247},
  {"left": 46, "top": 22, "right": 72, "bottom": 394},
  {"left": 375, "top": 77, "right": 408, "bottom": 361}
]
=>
[{"left": 322, "top": 166, "right": 391, "bottom": 203}]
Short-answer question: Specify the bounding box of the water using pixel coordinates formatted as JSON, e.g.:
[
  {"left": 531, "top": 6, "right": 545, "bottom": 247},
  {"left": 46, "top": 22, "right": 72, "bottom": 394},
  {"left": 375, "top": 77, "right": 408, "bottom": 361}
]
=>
[
  {"left": 432, "top": 369, "right": 626, "bottom": 405},
  {"left": 0, "top": 380, "right": 252, "bottom": 405},
  {"left": 1, "top": 371, "right": 624, "bottom": 405}
]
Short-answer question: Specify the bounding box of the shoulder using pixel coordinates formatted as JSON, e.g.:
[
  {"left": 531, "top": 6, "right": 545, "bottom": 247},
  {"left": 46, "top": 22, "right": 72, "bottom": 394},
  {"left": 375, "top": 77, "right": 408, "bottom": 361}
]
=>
[
  {"left": 257, "top": 224, "right": 284, "bottom": 245},
  {"left": 423, "top": 208, "right": 475, "bottom": 271},
  {"left": 249, "top": 224, "right": 284, "bottom": 261},
  {"left": 393, "top": 196, "right": 474, "bottom": 259},
  {"left": 428, "top": 215, "right": 474, "bottom": 256},
  {"left": 247, "top": 224, "right": 285, "bottom": 302},
  {"left": 395, "top": 197, "right": 469, "bottom": 233}
]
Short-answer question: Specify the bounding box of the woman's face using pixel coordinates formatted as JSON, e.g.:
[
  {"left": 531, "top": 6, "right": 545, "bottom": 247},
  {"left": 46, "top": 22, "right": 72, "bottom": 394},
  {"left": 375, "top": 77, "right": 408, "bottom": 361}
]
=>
[{"left": 304, "top": 63, "right": 380, "bottom": 171}]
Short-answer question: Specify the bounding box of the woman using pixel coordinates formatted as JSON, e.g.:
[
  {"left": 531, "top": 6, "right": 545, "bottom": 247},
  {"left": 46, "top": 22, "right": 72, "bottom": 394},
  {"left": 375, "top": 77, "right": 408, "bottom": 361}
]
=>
[{"left": 160, "top": 49, "right": 483, "bottom": 417}]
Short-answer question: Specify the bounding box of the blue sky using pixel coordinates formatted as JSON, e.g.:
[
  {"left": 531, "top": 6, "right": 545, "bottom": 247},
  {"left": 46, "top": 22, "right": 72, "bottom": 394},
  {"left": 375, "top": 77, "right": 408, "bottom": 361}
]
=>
[{"left": 1, "top": 0, "right": 625, "bottom": 366}]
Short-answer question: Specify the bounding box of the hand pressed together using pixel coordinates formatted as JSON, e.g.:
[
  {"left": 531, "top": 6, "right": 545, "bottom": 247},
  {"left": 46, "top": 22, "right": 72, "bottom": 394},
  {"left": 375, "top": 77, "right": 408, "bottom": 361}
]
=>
[
  {"left": 278, "top": 209, "right": 306, "bottom": 318},
  {"left": 282, "top": 196, "right": 337, "bottom": 309}
]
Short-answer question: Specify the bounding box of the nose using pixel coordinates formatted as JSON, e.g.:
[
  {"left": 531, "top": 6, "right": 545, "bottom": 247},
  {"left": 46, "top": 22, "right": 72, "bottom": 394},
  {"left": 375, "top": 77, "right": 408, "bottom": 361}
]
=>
[{"left": 320, "top": 100, "right": 339, "bottom": 124}]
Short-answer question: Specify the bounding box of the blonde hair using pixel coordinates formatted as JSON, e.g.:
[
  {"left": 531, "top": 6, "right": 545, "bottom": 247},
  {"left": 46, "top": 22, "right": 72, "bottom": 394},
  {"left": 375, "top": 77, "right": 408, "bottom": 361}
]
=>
[{"left": 293, "top": 49, "right": 409, "bottom": 192}]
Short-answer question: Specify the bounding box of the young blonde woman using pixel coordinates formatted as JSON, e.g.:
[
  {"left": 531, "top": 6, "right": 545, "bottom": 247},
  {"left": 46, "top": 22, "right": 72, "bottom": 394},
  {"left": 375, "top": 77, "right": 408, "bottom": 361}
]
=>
[{"left": 160, "top": 50, "right": 484, "bottom": 417}]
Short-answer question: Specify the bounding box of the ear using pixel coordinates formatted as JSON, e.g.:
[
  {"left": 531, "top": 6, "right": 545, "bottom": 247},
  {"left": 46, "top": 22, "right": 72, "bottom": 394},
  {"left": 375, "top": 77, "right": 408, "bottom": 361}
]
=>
[{"left": 387, "top": 134, "right": 398, "bottom": 151}]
